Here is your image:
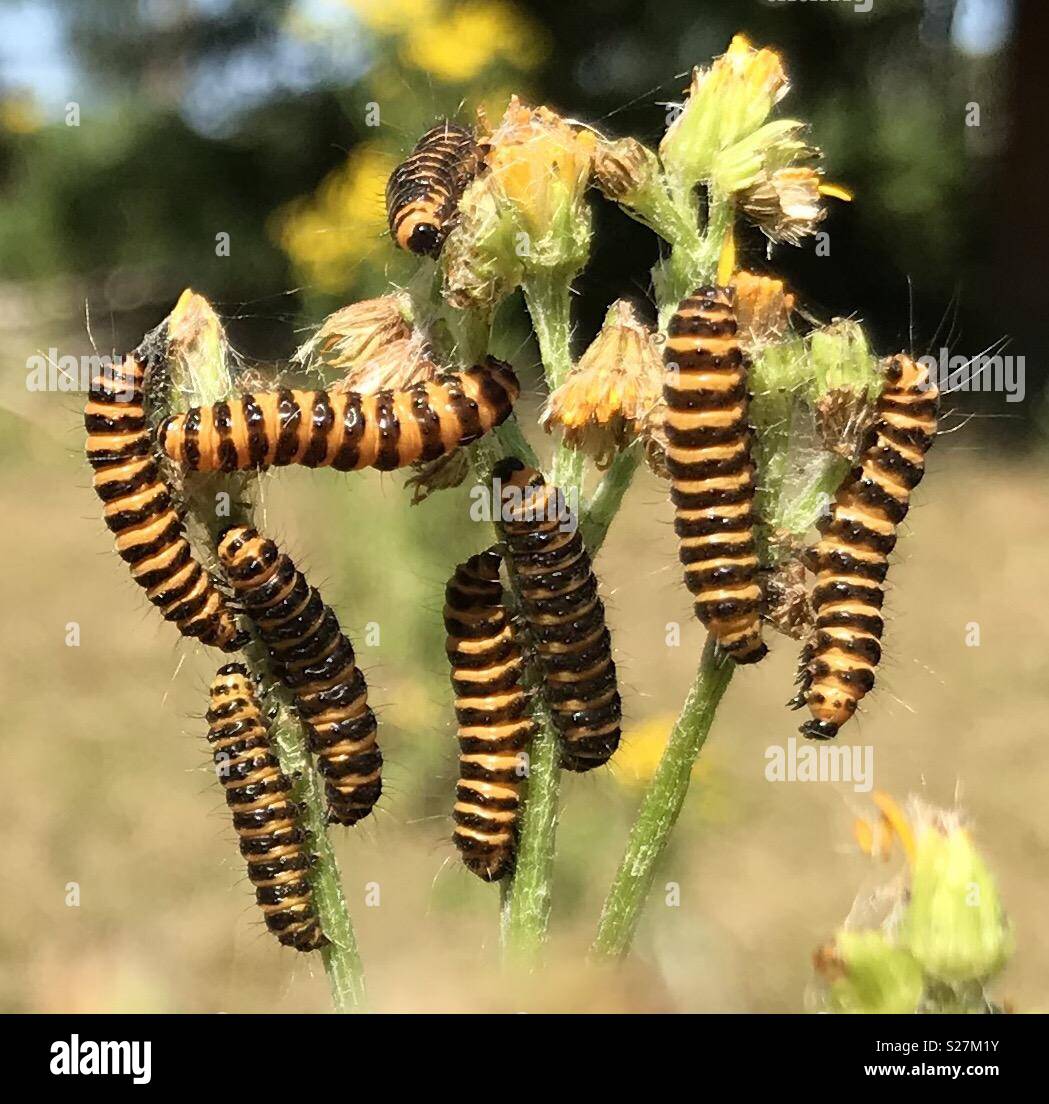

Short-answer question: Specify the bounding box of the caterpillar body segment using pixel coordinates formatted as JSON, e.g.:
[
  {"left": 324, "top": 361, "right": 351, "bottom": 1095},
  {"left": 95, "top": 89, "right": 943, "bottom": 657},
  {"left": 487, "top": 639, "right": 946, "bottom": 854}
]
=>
[
  {"left": 206, "top": 663, "right": 327, "bottom": 952},
  {"left": 84, "top": 351, "right": 245, "bottom": 651},
  {"left": 386, "top": 121, "right": 483, "bottom": 256},
  {"left": 159, "top": 360, "right": 519, "bottom": 474},
  {"left": 798, "top": 354, "right": 939, "bottom": 740},
  {"left": 216, "top": 527, "right": 381, "bottom": 826},
  {"left": 663, "top": 286, "right": 767, "bottom": 664},
  {"left": 493, "top": 459, "right": 621, "bottom": 772},
  {"left": 444, "top": 549, "right": 536, "bottom": 882}
]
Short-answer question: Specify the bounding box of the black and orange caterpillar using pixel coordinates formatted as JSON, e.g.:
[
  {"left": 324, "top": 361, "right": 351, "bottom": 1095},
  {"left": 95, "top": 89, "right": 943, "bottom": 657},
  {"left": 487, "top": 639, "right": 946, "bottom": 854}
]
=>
[
  {"left": 663, "top": 285, "right": 767, "bottom": 664},
  {"left": 386, "top": 121, "right": 483, "bottom": 256},
  {"left": 217, "top": 526, "right": 382, "bottom": 826},
  {"left": 444, "top": 549, "right": 536, "bottom": 881},
  {"left": 159, "top": 359, "right": 519, "bottom": 474},
  {"left": 494, "top": 459, "right": 621, "bottom": 772},
  {"left": 84, "top": 347, "right": 245, "bottom": 651},
  {"left": 794, "top": 354, "right": 939, "bottom": 739},
  {"left": 206, "top": 663, "right": 327, "bottom": 951}
]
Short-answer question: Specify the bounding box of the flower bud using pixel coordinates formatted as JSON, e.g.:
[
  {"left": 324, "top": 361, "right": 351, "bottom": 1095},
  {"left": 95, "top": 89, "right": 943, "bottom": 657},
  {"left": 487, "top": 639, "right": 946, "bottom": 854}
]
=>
[
  {"left": 166, "top": 288, "right": 233, "bottom": 406},
  {"left": 816, "top": 931, "right": 925, "bottom": 1015},
  {"left": 542, "top": 299, "right": 662, "bottom": 467},
  {"left": 660, "top": 35, "right": 788, "bottom": 190},
  {"left": 731, "top": 270, "right": 795, "bottom": 349},
  {"left": 901, "top": 807, "right": 1014, "bottom": 985}
]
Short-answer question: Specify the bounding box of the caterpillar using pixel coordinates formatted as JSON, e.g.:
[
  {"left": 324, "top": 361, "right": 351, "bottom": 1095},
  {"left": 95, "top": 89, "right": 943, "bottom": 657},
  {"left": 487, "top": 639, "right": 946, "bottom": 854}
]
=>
[
  {"left": 386, "top": 120, "right": 483, "bottom": 256},
  {"left": 493, "top": 459, "right": 621, "bottom": 772},
  {"left": 159, "top": 359, "right": 519, "bottom": 474},
  {"left": 84, "top": 348, "right": 245, "bottom": 651},
  {"left": 795, "top": 354, "right": 939, "bottom": 740},
  {"left": 206, "top": 663, "right": 327, "bottom": 952},
  {"left": 663, "top": 285, "right": 767, "bottom": 664},
  {"left": 217, "top": 526, "right": 381, "bottom": 826},
  {"left": 444, "top": 549, "right": 536, "bottom": 881}
]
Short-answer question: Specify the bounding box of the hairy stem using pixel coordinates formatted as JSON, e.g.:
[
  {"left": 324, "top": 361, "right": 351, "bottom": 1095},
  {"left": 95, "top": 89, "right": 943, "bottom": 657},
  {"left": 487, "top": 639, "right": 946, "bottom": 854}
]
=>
[{"left": 591, "top": 638, "right": 734, "bottom": 958}]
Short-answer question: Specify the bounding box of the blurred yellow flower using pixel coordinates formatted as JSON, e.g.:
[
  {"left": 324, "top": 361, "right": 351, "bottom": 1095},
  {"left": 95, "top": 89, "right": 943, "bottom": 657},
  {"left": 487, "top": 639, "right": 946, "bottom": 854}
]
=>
[
  {"left": 402, "top": 0, "right": 547, "bottom": 82},
  {"left": 614, "top": 713, "right": 716, "bottom": 787},
  {"left": 272, "top": 142, "right": 396, "bottom": 293},
  {"left": 0, "top": 92, "right": 42, "bottom": 134}
]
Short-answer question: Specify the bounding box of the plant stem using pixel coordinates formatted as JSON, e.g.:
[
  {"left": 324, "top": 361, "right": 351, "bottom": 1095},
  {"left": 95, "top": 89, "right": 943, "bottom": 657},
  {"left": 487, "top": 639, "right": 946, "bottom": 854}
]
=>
[
  {"left": 523, "top": 273, "right": 585, "bottom": 494},
  {"left": 501, "top": 700, "right": 562, "bottom": 966},
  {"left": 580, "top": 445, "right": 641, "bottom": 555},
  {"left": 591, "top": 638, "right": 734, "bottom": 958}
]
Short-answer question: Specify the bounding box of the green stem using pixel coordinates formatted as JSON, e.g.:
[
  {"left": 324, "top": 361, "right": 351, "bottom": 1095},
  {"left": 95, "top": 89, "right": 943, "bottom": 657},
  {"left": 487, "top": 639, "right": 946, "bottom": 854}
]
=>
[
  {"left": 497, "top": 271, "right": 587, "bottom": 963},
  {"left": 522, "top": 273, "right": 585, "bottom": 494},
  {"left": 580, "top": 445, "right": 641, "bottom": 555},
  {"left": 501, "top": 702, "right": 562, "bottom": 966},
  {"left": 591, "top": 638, "right": 734, "bottom": 959}
]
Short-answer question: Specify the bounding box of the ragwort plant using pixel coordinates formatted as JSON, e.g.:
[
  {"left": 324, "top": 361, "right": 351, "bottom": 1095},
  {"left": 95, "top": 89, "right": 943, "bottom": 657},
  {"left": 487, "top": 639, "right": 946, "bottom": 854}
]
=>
[{"left": 114, "top": 34, "right": 1006, "bottom": 1011}]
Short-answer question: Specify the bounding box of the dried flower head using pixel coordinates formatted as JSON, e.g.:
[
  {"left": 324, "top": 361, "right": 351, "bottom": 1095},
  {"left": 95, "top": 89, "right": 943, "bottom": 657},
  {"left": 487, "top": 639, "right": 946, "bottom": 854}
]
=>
[
  {"left": 294, "top": 293, "right": 414, "bottom": 377},
  {"left": 326, "top": 334, "right": 439, "bottom": 395},
  {"left": 808, "top": 320, "right": 883, "bottom": 459},
  {"left": 593, "top": 136, "right": 661, "bottom": 205},
  {"left": 740, "top": 165, "right": 826, "bottom": 245},
  {"left": 660, "top": 34, "right": 789, "bottom": 189},
  {"left": 542, "top": 300, "right": 663, "bottom": 467},
  {"left": 732, "top": 270, "right": 795, "bottom": 349}
]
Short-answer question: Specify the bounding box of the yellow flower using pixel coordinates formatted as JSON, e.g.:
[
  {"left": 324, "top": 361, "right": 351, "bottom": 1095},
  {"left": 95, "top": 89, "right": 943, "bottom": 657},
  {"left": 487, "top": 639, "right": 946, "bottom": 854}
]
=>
[
  {"left": 401, "top": 0, "right": 547, "bottom": 82},
  {"left": 271, "top": 142, "right": 396, "bottom": 293},
  {"left": 542, "top": 300, "right": 662, "bottom": 467},
  {"left": 0, "top": 91, "right": 42, "bottom": 134},
  {"left": 660, "top": 34, "right": 788, "bottom": 189},
  {"left": 731, "top": 270, "right": 795, "bottom": 348},
  {"left": 613, "top": 713, "right": 717, "bottom": 787},
  {"left": 485, "top": 96, "right": 595, "bottom": 268}
]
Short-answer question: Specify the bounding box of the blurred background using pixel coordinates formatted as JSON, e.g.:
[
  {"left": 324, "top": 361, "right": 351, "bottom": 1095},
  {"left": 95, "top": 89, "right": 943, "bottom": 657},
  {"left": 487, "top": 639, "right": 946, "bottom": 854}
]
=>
[{"left": 1, "top": 0, "right": 1046, "bottom": 1012}]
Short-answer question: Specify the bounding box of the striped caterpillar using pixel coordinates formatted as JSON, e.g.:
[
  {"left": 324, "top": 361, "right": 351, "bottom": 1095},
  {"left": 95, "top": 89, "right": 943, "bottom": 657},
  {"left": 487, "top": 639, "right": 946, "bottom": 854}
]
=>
[
  {"left": 493, "top": 459, "right": 621, "bottom": 772},
  {"left": 663, "top": 285, "right": 767, "bottom": 664},
  {"left": 386, "top": 121, "right": 483, "bottom": 256},
  {"left": 206, "top": 663, "right": 327, "bottom": 951},
  {"left": 444, "top": 549, "right": 536, "bottom": 881},
  {"left": 795, "top": 354, "right": 939, "bottom": 739},
  {"left": 159, "top": 359, "right": 519, "bottom": 474},
  {"left": 84, "top": 347, "right": 245, "bottom": 651},
  {"left": 217, "top": 526, "right": 382, "bottom": 826}
]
